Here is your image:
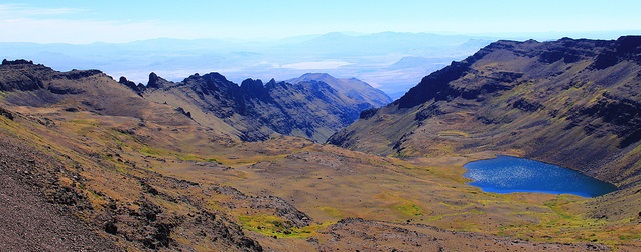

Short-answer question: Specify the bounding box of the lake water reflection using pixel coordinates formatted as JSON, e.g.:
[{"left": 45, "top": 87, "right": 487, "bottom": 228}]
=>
[{"left": 463, "top": 155, "right": 617, "bottom": 197}]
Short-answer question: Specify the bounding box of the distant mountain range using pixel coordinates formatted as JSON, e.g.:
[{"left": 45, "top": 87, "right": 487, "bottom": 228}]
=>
[{"left": 0, "top": 32, "right": 495, "bottom": 99}]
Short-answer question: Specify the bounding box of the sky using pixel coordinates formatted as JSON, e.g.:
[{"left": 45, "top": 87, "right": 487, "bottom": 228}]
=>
[{"left": 1, "top": 0, "right": 641, "bottom": 44}]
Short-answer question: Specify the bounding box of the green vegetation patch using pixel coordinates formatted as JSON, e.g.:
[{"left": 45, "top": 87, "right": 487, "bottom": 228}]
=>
[
  {"left": 139, "top": 145, "right": 168, "bottom": 156},
  {"left": 377, "top": 192, "right": 424, "bottom": 217},
  {"left": 396, "top": 202, "right": 423, "bottom": 216},
  {"left": 238, "top": 214, "right": 323, "bottom": 238},
  {"left": 437, "top": 130, "right": 470, "bottom": 137}
]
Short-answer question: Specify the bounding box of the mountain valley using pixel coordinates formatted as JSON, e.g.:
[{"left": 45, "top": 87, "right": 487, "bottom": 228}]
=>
[{"left": 1, "top": 36, "right": 641, "bottom": 251}]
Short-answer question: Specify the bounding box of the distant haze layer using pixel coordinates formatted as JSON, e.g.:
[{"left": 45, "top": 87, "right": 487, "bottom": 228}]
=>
[
  {"left": 3, "top": 31, "right": 640, "bottom": 98},
  {"left": 1, "top": 32, "right": 495, "bottom": 98}
]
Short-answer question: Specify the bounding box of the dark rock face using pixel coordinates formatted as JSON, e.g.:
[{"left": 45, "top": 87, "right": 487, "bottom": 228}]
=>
[
  {"left": 572, "top": 92, "right": 641, "bottom": 148},
  {"left": 396, "top": 60, "right": 473, "bottom": 109},
  {"left": 119, "top": 76, "right": 139, "bottom": 90},
  {"left": 0, "top": 60, "right": 103, "bottom": 94},
  {"left": 240, "top": 78, "right": 270, "bottom": 101},
  {"left": 148, "top": 72, "right": 159, "bottom": 88},
  {"left": 119, "top": 76, "right": 146, "bottom": 95},
  {"left": 2, "top": 59, "right": 33, "bottom": 65},
  {"left": 512, "top": 98, "right": 542, "bottom": 112},
  {"left": 0, "top": 60, "right": 48, "bottom": 92},
  {"left": 147, "top": 72, "right": 173, "bottom": 90},
  {"left": 392, "top": 37, "right": 641, "bottom": 110},
  {"left": 57, "top": 69, "right": 103, "bottom": 80},
  {"left": 175, "top": 107, "right": 192, "bottom": 119},
  {"left": 359, "top": 108, "right": 379, "bottom": 119},
  {"left": 146, "top": 72, "right": 369, "bottom": 142},
  {"left": 47, "top": 84, "right": 85, "bottom": 95},
  {"left": 0, "top": 61, "right": 152, "bottom": 119},
  {"left": 0, "top": 61, "right": 101, "bottom": 93},
  {"left": 592, "top": 36, "right": 641, "bottom": 69},
  {"left": 0, "top": 106, "right": 13, "bottom": 120}
]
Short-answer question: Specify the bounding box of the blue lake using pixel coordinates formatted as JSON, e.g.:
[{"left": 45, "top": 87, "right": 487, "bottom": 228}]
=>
[{"left": 463, "top": 155, "right": 617, "bottom": 197}]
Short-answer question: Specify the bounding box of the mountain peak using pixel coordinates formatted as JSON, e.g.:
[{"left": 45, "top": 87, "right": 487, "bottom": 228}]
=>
[
  {"left": 119, "top": 76, "right": 137, "bottom": 89},
  {"left": 202, "top": 72, "right": 228, "bottom": 82},
  {"left": 240, "top": 78, "right": 265, "bottom": 91},
  {"left": 320, "top": 32, "right": 351, "bottom": 39},
  {"left": 147, "top": 72, "right": 174, "bottom": 89},
  {"left": 287, "top": 73, "right": 391, "bottom": 108},
  {"left": 147, "top": 72, "right": 160, "bottom": 88},
  {"left": 297, "top": 73, "right": 335, "bottom": 81}
]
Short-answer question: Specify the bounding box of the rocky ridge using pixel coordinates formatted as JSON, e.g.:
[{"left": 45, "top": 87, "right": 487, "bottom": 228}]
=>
[{"left": 141, "top": 72, "right": 376, "bottom": 142}]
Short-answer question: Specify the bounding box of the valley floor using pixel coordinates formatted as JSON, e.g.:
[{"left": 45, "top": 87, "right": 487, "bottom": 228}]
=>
[{"left": 0, "top": 106, "right": 640, "bottom": 251}]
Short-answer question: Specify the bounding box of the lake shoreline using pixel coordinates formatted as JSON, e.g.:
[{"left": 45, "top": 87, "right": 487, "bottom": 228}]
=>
[{"left": 463, "top": 155, "right": 618, "bottom": 197}]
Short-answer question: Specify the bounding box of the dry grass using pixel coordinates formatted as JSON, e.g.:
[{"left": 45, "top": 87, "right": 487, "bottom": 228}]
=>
[{"left": 0, "top": 102, "right": 639, "bottom": 250}]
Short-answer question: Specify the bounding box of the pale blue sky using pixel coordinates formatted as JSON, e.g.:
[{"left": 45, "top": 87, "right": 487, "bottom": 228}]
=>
[{"left": 2, "top": 0, "right": 641, "bottom": 43}]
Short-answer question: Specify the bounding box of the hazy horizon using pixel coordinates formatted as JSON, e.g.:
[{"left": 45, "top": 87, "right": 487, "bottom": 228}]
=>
[
  {"left": 4, "top": 30, "right": 641, "bottom": 99},
  {"left": 2, "top": 1, "right": 641, "bottom": 44},
  {"left": 3, "top": 1, "right": 641, "bottom": 99},
  {"left": 2, "top": 30, "right": 641, "bottom": 45}
]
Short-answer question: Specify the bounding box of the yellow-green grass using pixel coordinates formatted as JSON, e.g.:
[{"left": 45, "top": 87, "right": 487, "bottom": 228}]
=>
[{"left": 238, "top": 214, "right": 314, "bottom": 238}]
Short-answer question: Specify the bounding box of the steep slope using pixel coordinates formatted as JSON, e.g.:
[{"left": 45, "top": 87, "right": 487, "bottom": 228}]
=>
[
  {"left": 329, "top": 36, "right": 641, "bottom": 189},
  {"left": 143, "top": 72, "right": 370, "bottom": 142},
  {"left": 286, "top": 73, "right": 392, "bottom": 108}
]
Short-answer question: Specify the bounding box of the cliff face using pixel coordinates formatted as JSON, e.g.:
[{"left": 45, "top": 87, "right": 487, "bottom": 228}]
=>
[
  {"left": 144, "top": 72, "right": 371, "bottom": 142},
  {"left": 329, "top": 36, "right": 641, "bottom": 187}
]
